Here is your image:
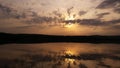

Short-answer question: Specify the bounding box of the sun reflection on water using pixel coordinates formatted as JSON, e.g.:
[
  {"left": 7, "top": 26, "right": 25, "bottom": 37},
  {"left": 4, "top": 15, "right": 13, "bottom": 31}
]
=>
[
  {"left": 65, "top": 50, "right": 74, "bottom": 56},
  {"left": 65, "top": 58, "right": 75, "bottom": 63}
]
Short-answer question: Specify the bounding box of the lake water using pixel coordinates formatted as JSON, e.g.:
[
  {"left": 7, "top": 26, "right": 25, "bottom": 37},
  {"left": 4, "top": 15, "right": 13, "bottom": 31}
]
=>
[{"left": 0, "top": 43, "right": 120, "bottom": 68}]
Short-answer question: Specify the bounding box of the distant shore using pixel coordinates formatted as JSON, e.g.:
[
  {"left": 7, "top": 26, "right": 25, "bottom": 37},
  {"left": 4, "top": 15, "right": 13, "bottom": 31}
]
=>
[{"left": 0, "top": 33, "right": 120, "bottom": 44}]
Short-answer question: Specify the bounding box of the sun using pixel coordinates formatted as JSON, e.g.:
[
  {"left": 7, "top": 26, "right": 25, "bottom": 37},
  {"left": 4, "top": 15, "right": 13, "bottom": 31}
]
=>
[
  {"left": 63, "top": 15, "right": 76, "bottom": 28},
  {"left": 64, "top": 23, "right": 74, "bottom": 28},
  {"left": 63, "top": 23, "right": 79, "bottom": 31},
  {"left": 65, "top": 15, "right": 75, "bottom": 21}
]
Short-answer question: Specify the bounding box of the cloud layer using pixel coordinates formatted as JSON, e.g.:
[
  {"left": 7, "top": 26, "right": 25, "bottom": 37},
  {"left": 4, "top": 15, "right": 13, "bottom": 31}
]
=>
[
  {"left": 96, "top": 0, "right": 120, "bottom": 13},
  {"left": 0, "top": 0, "right": 120, "bottom": 35}
]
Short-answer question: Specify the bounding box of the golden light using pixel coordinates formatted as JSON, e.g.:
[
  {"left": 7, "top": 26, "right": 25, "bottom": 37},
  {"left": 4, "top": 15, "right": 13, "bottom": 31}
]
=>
[
  {"left": 65, "top": 58, "right": 75, "bottom": 63},
  {"left": 65, "top": 50, "right": 74, "bottom": 56},
  {"left": 65, "top": 15, "right": 75, "bottom": 21},
  {"left": 65, "top": 50, "right": 75, "bottom": 63},
  {"left": 63, "top": 23, "right": 80, "bottom": 32},
  {"left": 64, "top": 23, "right": 74, "bottom": 28},
  {"left": 63, "top": 15, "right": 76, "bottom": 28}
]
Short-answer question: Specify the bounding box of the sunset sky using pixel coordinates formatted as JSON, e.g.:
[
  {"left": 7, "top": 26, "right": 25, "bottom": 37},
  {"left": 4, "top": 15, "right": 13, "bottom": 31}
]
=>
[{"left": 0, "top": 0, "right": 120, "bottom": 35}]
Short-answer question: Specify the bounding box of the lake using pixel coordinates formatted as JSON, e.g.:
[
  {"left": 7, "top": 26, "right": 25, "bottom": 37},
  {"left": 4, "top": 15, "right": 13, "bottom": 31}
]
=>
[{"left": 0, "top": 43, "right": 120, "bottom": 68}]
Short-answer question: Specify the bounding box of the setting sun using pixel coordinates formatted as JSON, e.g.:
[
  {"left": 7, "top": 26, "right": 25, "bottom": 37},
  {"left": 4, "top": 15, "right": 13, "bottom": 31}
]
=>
[
  {"left": 63, "top": 23, "right": 79, "bottom": 32},
  {"left": 64, "top": 23, "right": 74, "bottom": 28},
  {"left": 65, "top": 15, "right": 75, "bottom": 21}
]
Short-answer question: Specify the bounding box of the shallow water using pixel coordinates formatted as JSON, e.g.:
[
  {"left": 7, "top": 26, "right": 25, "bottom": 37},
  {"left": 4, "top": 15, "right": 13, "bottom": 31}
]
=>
[{"left": 0, "top": 43, "right": 120, "bottom": 68}]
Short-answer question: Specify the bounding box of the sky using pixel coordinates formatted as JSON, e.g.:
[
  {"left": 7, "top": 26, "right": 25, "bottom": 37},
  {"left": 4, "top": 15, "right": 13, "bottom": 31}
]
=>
[{"left": 0, "top": 0, "right": 120, "bottom": 35}]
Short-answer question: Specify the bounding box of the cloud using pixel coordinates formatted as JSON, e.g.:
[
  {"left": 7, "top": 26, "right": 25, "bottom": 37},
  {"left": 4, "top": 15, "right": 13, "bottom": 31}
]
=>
[
  {"left": 0, "top": 3, "right": 62, "bottom": 25},
  {"left": 25, "top": 15, "right": 59, "bottom": 24},
  {"left": 0, "top": 4, "right": 12, "bottom": 15},
  {"left": 67, "top": 7, "right": 74, "bottom": 16},
  {"left": 111, "top": 25, "right": 120, "bottom": 29},
  {"left": 0, "top": 4, "right": 13, "bottom": 18},
  {"left": 108, "top": 19, "right": 120, "bottom": 24},
  {"left": 64, "top": 19, "right": 120, "bottom": 26},
  {"left": 114, "top": 8, "right": 120, "bottom": 13},
  {"left": 96, "top": 0, "right": 120, "bottom": 9},
  {"left": 0, "top": 2, "right": 119, "bottom": 28},
  {"left": 96, "top": 12, "right": 110, "bottom": 19},
  {"left": 78, "top": 19, "right": 105, "bottom": 26},
  {"left": 0, "top": 4, "right": 55, "bottom": 23},
  {"left": 26, "top": 16, "right": 46, "bottom": 24},
  {"left": 52, "top": 9, "right": 62, "bottom": 18},
  {"left": 96, "top": 0, "right": 120, "bottom": 13},
  {"left": 0, "top": 3, "right": 40, "bottom": 20},
  {"left": 0, "top": 4, "right": 25, "bottom": 19},
  {"left": 79, "top": 11, "right": 87, "bottom": 16},
  {"left": 63, "top": 19, "right": 104, "bottom": 26}
]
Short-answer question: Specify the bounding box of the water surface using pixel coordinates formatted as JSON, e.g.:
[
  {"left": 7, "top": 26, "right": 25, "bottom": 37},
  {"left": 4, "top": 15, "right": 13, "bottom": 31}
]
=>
[{"left": 0, "top": 43, "right": 120, "bottom": 68}]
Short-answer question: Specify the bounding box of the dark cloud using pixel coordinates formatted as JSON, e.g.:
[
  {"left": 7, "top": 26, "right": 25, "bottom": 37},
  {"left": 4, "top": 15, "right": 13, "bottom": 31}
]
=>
[
  {"left": 73, "top": 14, "right": 76, "bottom": 18},
  {"left": 78, "top": 19, "right": 105, "bottom": 26},
  {"left": 0, "top": 4, "right": 12, "bottom": 15},
  {"left": 0, "top": 3, "right": 41, "bottom": 20},
  {"left": 114, "top": 8, "right": 120, "bottom": 13},
  {"left": 0, "top": 4, "right": 13, "bottom": 18},
  {"left": 63, "top": 19, "right": 104, "bottom": 26},
  {"left": 20, "top": 10, "right": 39, "bottom": 19},
  {"left": 25, "top": 15, "right": 59, "bottom": 24},
  {"left": 67, "top": 7, "right": 74, "bottom": 16},
  {"left": 52, "top": 9, "right": 62, "bottom": 18},
  {"left": 79, "top": 11, "right": 87, "bottom": 16},
  {"left": 111, "top": 25, "right": 120, "bottom": 29},
  {"left": 0, "top": 4, "right": 25, "bottom": 19},
  {"left": 96, "top": 0, "right": 120, "bottom": 14},
  {"left": 0, "top": 3, "right": 62, "bottom": 24},
  {"left": 96, "top": 0, "right": 120, "bottom": 9},
  {"left": 97, "top": 12, "right": 110, "bottom": 19},
  {"left": 108, "top": 19, "right": 120, "bottom": 24},
  {"left": 64, "top": 19, "right": 120, "bottom": 26}
]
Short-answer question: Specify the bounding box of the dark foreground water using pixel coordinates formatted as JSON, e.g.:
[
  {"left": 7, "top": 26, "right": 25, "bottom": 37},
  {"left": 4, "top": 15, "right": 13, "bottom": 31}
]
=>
[{"left": 0, "top": 43, "right": 120, "bottom": 68}]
